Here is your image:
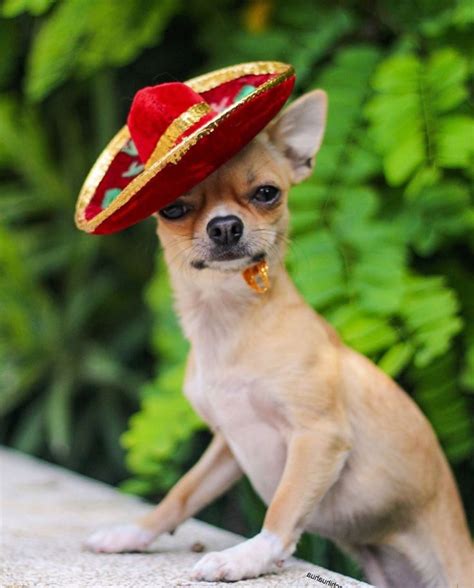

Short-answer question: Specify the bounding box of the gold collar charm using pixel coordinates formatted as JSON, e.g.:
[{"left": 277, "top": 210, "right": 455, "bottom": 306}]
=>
[{"left": 242, "top": 260, "right": 270, "bottom": 294}]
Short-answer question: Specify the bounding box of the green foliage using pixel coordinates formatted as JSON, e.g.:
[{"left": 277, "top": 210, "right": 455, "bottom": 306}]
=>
[
  {"left": 399, "top": 181, "right": 473, "bottom": 255},
  {"left": 412, "top": 351, "right": 474, "bottom": 461},
  {"left": 24, "top": 0, "right": 180, "bottom": 101},
  {"left": 120, "top": 255, "right": 204, "bottom": 495},
  {"left": 2, "top": 0, "right": 55, "bottom": 17},
  {"left": 0, "top": 18, "right": 160, "bottom": 481},
  {"left": 365, "top": 48, "right": 473, "bottom": 192},
  {"left": 0, "top": 171, "right": 152, "bottom": 473},
  {"left": 197, "top": 1, "right": 356, "bottom": 89},
  {"left": 2, "top": 0, "right": 473, "bottom": 580}
]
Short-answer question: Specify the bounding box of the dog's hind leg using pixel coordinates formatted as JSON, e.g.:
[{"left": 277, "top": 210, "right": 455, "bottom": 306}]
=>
[
  {"left": 362, "top": 525, "right": 463, "bottom": 588},
  {"left": 347, "top": 545, "right": 389, "bottom": 588},
  {"left": 357, "top": 542, "right": 435, "bottom": 588}
]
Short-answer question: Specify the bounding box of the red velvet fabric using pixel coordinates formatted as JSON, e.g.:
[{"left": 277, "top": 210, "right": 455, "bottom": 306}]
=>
[
  {"left": 83, "top": 72, "right": 295, "bottom": 233},
  {"left": 201, "top": 74, "right": 272, "bottom": 111},
  {"left": 127, "top": 83, "right": 216, "bottom": 163}
]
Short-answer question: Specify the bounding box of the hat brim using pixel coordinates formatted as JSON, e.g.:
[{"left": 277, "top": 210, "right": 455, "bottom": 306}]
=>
[{"left": 75, "top": 62, "right": 295, "bottom": 234}]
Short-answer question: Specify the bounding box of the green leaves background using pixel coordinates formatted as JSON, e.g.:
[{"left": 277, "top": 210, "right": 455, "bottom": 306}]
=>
[{"left": 1, "top": 0, "right": 472, "bottom": 579}]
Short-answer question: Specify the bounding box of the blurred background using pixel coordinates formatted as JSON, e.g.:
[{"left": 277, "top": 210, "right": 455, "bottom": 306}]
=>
[{"left": 1, "top": 0, "right": 473, "bottom": 579}]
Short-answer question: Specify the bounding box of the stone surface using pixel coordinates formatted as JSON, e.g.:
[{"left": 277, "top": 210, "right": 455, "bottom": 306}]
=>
[{"left": 0, "top": 447, "right": 373, "bottom": 587}]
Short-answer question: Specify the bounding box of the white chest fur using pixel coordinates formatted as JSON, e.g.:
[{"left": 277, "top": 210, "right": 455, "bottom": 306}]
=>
[
  {"left": 185, "top": 363, "right": 287, "bottom": 505},
  {"left": 177, "top": 278, "right": 288, "bottom": 505}
]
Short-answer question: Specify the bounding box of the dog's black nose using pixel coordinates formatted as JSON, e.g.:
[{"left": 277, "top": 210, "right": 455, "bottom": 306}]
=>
[{"left": 207, "top": 215, "right": 243, "bottom": 246}]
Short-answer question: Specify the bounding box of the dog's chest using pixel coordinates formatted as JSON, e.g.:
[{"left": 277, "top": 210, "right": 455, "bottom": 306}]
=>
[{"left": 185, "top": 361, "right": 287, "bottom": 505}]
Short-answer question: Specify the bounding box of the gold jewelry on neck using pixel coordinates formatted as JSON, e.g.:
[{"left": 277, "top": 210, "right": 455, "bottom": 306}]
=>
[{"left": 242, "top": 260, "right": 270, "bottom": 294}]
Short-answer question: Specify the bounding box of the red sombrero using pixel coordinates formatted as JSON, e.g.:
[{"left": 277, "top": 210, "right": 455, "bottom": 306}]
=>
[{"left": 74, "top": 62, "right": 295, "bottom": 234}]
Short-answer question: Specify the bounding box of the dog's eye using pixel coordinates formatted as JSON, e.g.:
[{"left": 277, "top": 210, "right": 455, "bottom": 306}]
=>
[
  {"left": 159, "top": 202, "right": 190, "bottom": 220},
  {"left": 252, "top": 185, "right": 280, "bottom": 204}
]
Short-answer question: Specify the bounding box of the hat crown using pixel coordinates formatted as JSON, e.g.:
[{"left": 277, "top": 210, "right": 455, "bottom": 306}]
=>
[
  {"left": 75, "top": 62, "right": 295, "bottom": 234},
  {"left": 127, "top": 82, "right": 213, "bottom": 163}
]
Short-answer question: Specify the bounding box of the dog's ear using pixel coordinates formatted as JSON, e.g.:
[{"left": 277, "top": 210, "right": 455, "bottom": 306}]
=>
[{"left": 267, "top": 89, "right": 327, "bottom": 183}]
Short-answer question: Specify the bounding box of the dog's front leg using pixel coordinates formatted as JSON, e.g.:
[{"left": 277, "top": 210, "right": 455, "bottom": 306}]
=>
[
  {"left": 192, "top": 426, "right": 350, "bottom": 582},
  {"left": 85, "top": 433, "right": 242, "bottom": 553}
]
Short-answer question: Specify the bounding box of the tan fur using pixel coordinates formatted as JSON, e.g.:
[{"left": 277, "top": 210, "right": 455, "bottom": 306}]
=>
[{"left": 85, "top": 91, "right": 473, "bottom": 587}]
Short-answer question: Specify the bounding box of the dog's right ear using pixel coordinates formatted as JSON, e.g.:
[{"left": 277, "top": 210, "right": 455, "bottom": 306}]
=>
[{"left": 266, "top": 89, "right": 327, "bottom": 184}]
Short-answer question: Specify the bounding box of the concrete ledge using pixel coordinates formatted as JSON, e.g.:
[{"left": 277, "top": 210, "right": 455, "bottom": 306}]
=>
[{"left": 0, "top": 447, "right": 372, "bottom": 587}]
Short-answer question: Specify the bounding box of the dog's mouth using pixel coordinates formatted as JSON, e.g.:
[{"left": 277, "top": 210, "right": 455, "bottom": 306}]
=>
[{"left": 191, "top": 250, "right": 266, "bottom": 272}]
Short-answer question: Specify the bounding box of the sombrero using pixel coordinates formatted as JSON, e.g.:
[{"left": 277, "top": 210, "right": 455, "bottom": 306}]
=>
[{"left": 74, "top": 61, "right": 295, "bottom": 234}]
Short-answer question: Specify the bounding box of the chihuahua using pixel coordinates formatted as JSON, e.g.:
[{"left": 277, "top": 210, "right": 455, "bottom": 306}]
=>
[{"left": 85, "top": 90, "right": 473, "bottom": 587}]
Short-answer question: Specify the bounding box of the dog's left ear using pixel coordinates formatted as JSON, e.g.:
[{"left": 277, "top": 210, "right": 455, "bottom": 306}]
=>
[{"left": 267, "top": 89, "right": 327, "bottom": 183}]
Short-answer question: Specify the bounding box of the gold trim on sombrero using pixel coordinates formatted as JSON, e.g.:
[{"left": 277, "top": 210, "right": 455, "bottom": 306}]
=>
[
  {"left": 146, "top": 102, "right": 212, "bottom": 167},
  {"left": 75, "top": 61, "right": 294, "bottom": 233},
  {"left": 189, "top": 61, "right": 289, "bottom": 94},
  {"left": 75, "top": 125, "right": 131, "bottom": 229}
]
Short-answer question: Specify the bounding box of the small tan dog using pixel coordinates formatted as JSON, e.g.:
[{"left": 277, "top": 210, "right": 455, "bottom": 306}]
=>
[{"left": 85, "top": 90, "right": 473, "bottom": 587}]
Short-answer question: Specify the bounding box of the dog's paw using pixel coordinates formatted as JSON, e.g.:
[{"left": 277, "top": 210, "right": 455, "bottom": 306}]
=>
[
  {"left": 191, "top": 530, "right": 287, "bottom": 582},
  {"left": 84, "top": 523, "right": 156, "bottom": 553}
]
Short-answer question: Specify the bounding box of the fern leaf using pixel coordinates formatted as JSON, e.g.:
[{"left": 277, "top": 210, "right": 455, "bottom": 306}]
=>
[
  {"left": 378, "top": 342, "right": 414, "bottom": 377},
  {"left": 436, "top": 116, "right": 474, "bottom": 168},
  {"left": 399, "top": 181, "right": 473, "bottom": 255},
  {"left": 311, "top": 45, "right": 382, "bottom": 185},
  {"left": 121, "top": 386, "right": 203, "bottom": 491},
  {"left": 400, "top": 275, "right": 463, "bottom": 367},
  {"left": 365, "top": 48, "right": 471, "bottom": 190},
  {"left": 411, "top": 352, "right": 474, "bottom": 462},
  {"left": 287, "top": 230, "right": 345, "bottom": 308},
  {"left": 327, "top": 304, "right": 399, "bottom": 356},
  {"left": 461, "top": 338, "right": 474, "bottom": 392},
  {"left": 351, "top": 249, "right": 406, "bottom": 316},
  {"left": 333, "top": 188, "right": 407, "bottom": 315}
]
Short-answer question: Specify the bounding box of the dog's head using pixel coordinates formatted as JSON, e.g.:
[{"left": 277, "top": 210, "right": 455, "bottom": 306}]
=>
[{"left": 156, "top": 90, "right": 327, "bottom": 278}]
